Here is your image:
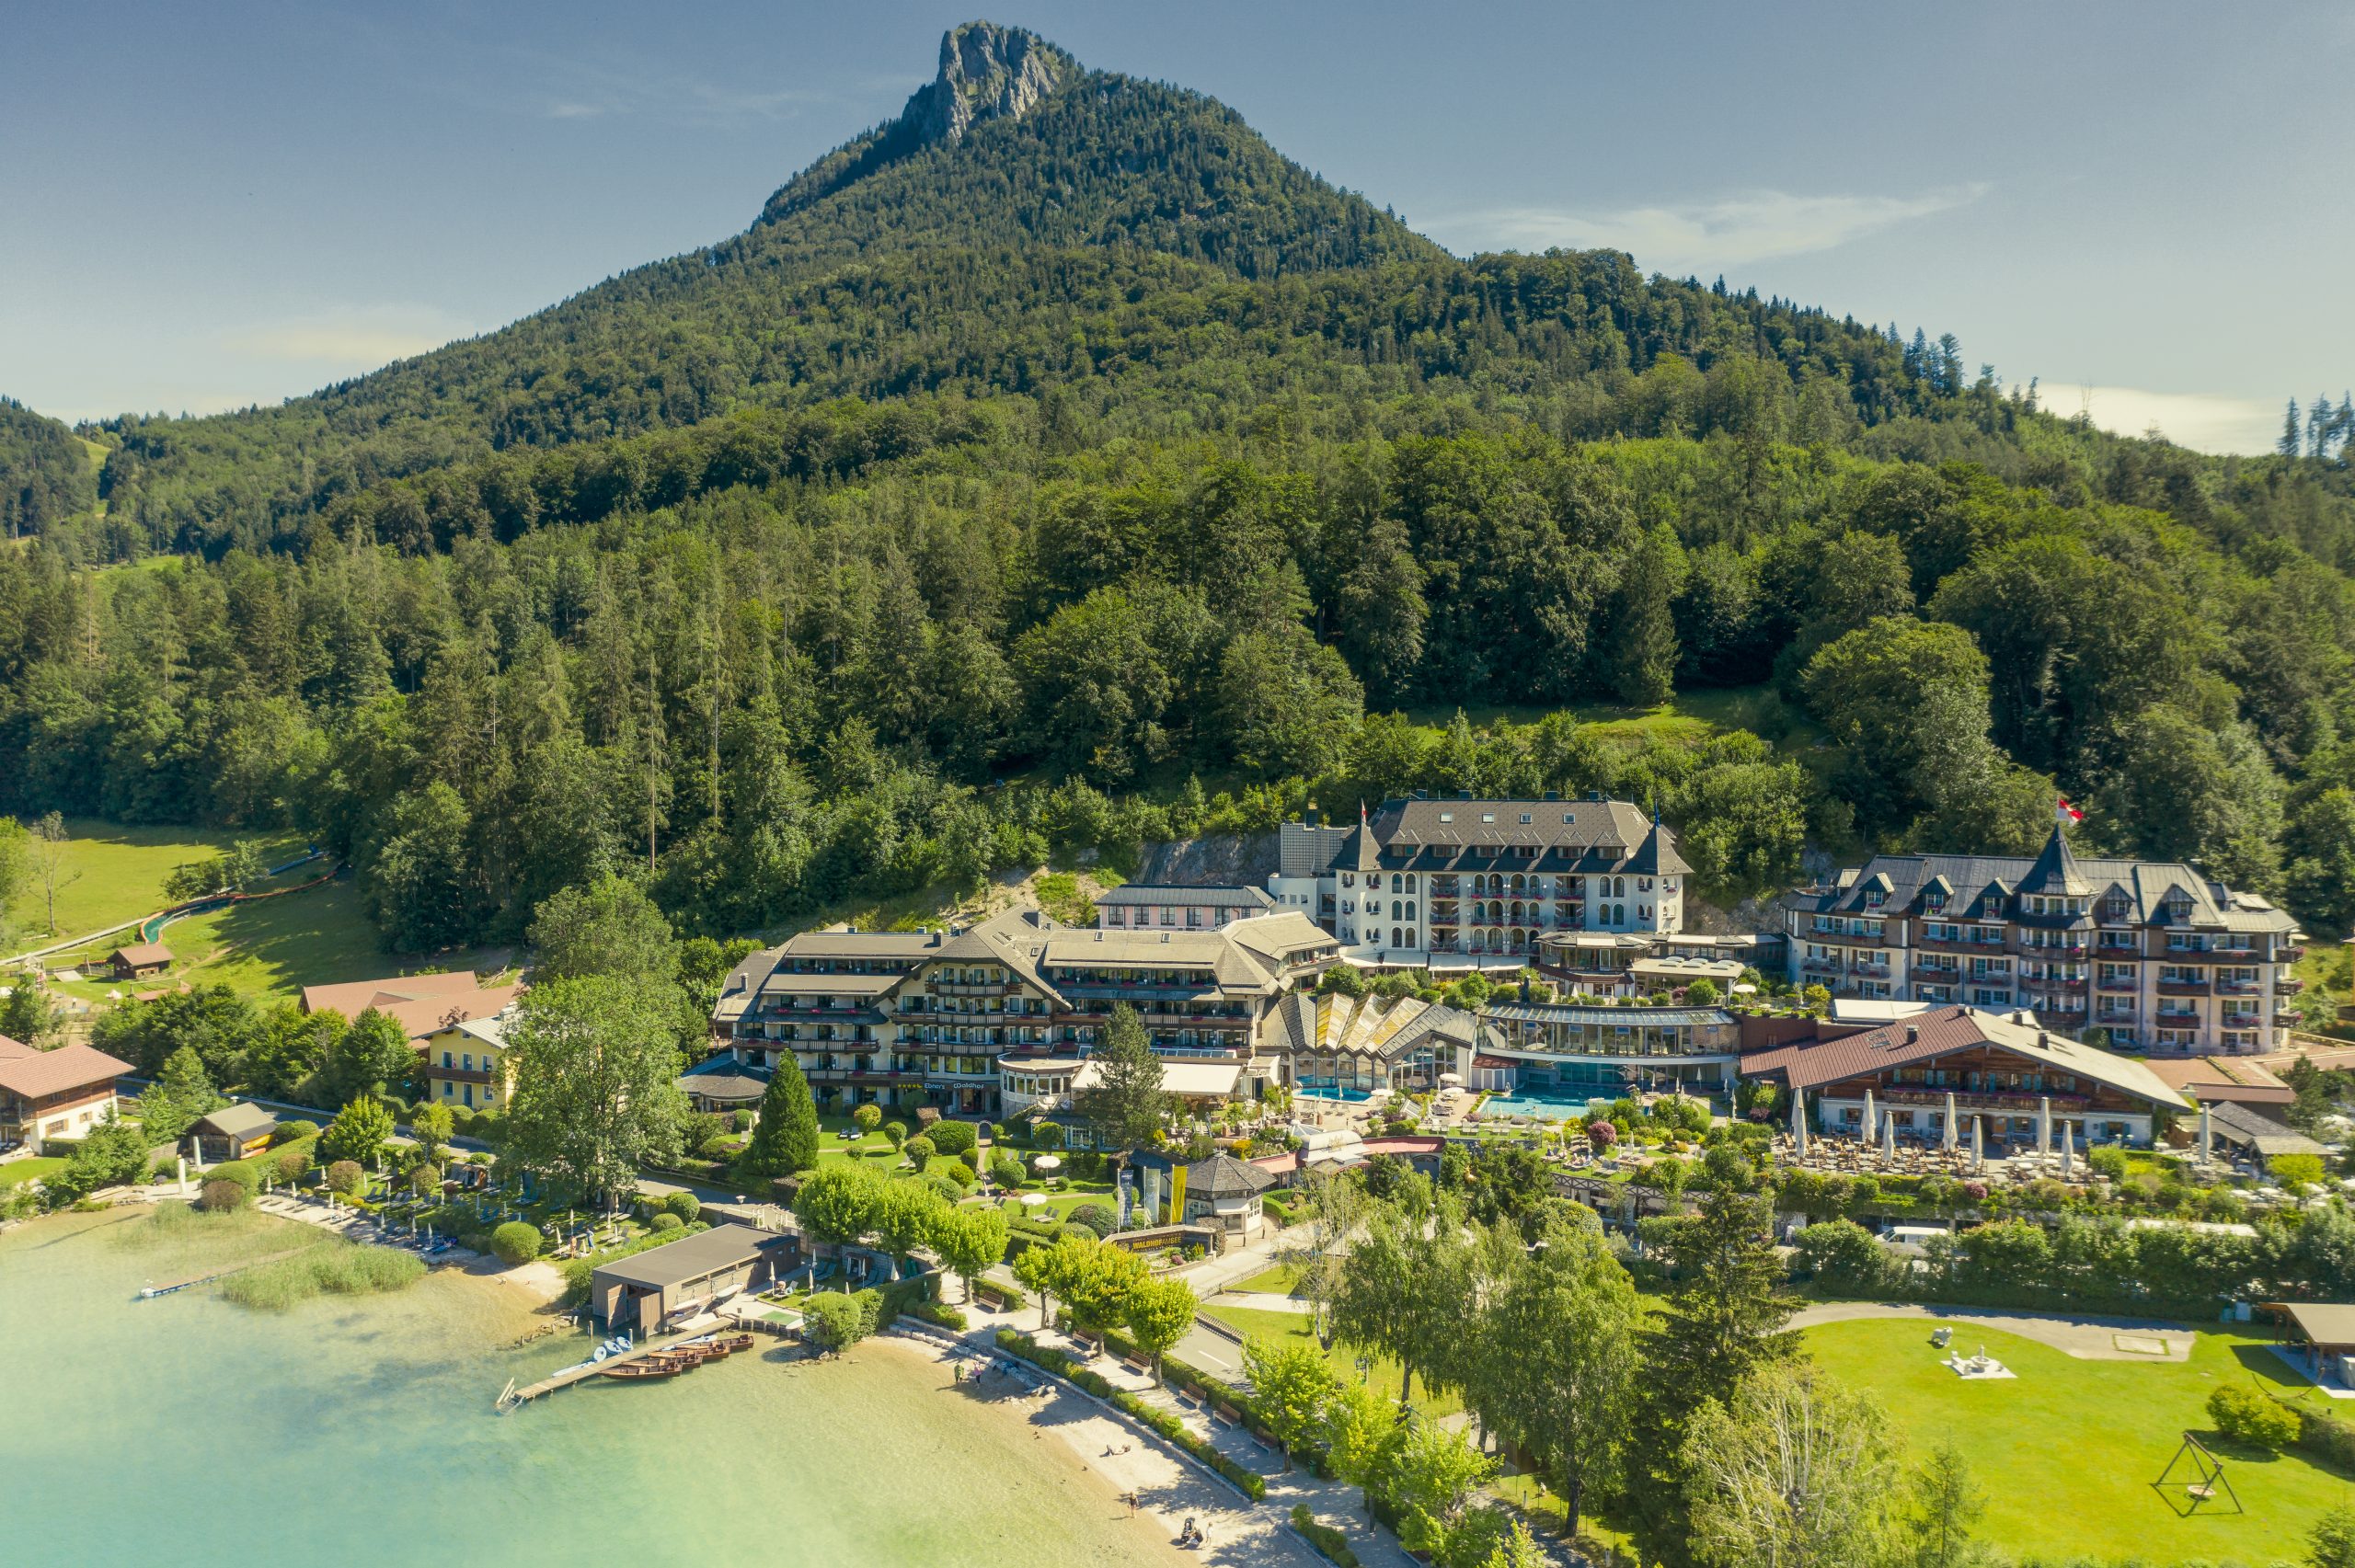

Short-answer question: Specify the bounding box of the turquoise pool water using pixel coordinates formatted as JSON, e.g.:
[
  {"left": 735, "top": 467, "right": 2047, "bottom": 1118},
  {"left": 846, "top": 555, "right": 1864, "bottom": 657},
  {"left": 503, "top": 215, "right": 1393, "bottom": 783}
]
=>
[
  {"left": 1477, "top": 1090, "right": 1602, "bottom": 1122},
  {"left": 1296, "top": 1085, "right": 1377, "bottom": 1103}
]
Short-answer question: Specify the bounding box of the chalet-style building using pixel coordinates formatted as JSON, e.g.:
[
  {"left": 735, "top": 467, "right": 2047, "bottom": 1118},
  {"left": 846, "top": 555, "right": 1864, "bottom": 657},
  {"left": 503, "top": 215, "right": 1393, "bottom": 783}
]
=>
[
  {"left": 1269, "top": 795, "right": 1690, "bottom": 967},
  {"left": 0, "top": 1036, "right": 131, "bottom": 1149},
  {"left": 189, "top": 1102, "right": 279, "bottom": 1163},
  {"left": 1096, "top": 884, "right": 1275, "bottom": 931},
  {"left": 421, "top": 1007, "right": 519, "bottom": 1112},
  {"left": 1786, "top": 827, "right": 2303, "bottom": 1055},
  {"left": 108, "top": 943, "right": 173, "bottom": 980},
  {"left": 1740, "top": 1004, "right": 2192, "bottom": 1149},
  {"left": 705, "top": 906, "right": 1338, "bottom": 1119}
]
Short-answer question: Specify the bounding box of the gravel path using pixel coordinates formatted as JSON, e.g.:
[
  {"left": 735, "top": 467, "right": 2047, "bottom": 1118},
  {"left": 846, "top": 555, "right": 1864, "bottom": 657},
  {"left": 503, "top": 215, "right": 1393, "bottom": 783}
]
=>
[{"left": 1791, "top": 1299, "right": 2195, "bottom": 1360}]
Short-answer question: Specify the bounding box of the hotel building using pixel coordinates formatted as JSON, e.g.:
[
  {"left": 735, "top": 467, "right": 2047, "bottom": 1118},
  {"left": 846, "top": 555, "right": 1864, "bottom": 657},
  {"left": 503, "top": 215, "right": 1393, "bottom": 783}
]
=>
[{"left": 1786, "top": 829, "right": 2303, "bottom": 1055}]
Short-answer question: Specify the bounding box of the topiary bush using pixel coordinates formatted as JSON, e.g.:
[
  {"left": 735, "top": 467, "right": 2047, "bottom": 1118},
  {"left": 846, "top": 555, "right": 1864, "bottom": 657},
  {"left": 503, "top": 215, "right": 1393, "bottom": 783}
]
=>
[
  {"left": 276, "top": 1119, "right": 318, "bottom": 1143},
  {"left": 650, "top": 1211, "right": 684, "bottom": 1232},
  {"left": 272, "top": 1149, "right": 310, "bottom": 1186},
  {"left": 325, "top": 1160, "right": 364, "bottom": 1196},
  {"left": 199, "top": 1178, "right": 248, "bottom": 1212},
  {"left": 490, "top": 1220, "right": 543, "bottom": 1265},
  {"left": 1066, "top": 1203, "right": 1117, "bottom": 1239},
  {"left": 663, "top": 1190, "right": 700, "bottom": 1222},
  {"left": 990, "top": 1154, "right": 1025, "bottom": 1189},
  {"left": 902, "top": 1135, "right": 934, "bottom": 1172},
  {"left": 944, "top": 1160, "right": 976, "bottom": 1189},
  {"left": 928, "top": 1120, "right": 978, "bottom": 1160},
  {"left": 853, "top": 1103, "right": 883, "bottom": 1134}
]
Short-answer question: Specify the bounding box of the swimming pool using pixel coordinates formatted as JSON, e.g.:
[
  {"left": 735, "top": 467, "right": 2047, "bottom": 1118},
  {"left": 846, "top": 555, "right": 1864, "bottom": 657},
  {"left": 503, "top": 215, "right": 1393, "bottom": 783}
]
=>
[
  {"left": 1296, "top": 1084, "right": 1378, "bottom": 1104},
  {"left": 1477, "top": 1090, "right": 1604, "bottom": 1122}
]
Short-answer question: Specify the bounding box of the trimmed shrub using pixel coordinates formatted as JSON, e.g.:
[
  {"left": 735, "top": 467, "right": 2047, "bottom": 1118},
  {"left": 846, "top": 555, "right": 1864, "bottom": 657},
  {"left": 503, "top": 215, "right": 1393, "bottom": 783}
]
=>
[
  {"left": 883, "top": 1120, "right": 908, "bottom": 1150},
  {"left": 943, "top": 1159, "right": 976, "bottom": 1189},
  {"left": 911, "top": 1301, "right": 970, "bottom": 1331},
  {"left": 903, "top": 1135, "right": 935, "bottom": 1172},
  {"left": 650, "top": 1212, "right": 684, "bottom": 1232},
  {"left": 2210, "top": 1384, "right": 2299, "bottom": 1449},
  {"left": 989, "top": 1154, "right": 1025, "bottom": 1189},
  {"left": 408, "top": 1162, "right": 442, "bottom": 1196},
  {"left": 271, "top": 1149, "right": 310, "bottom": 1186},
  {"left": 922, "top": 1172, "right": 965, "bottom": 1205},
  {"left": 206, "top": 1160, "right": 260, "bottom": 1196},
  {"left": 853, "top": 1103, "right": 883, "bottom": 1134},
  {"left": 325, "top": 1160, "right": 364, "bottom": 1196},
  {"left": 662, "top": 1190, "right": 700, "bottom": 1222},
  {"left": 276, "top": 1119, "right": 318, "bottom": 1143},
  {"left": 731, "top": 1110, "right": 754, "bottom": 1132},
  {"left": 1066, "top": 1203, "right": 1117, "bottom": 1240},
  {"left": 490, "top": 1220, "right": 543, "bottom": 1265},
  {"left": 199, "top": 1178, "right": 248, "bottom": 1212},
  {"left": 928, "top": 1120, "right": 978, "bottom": 1160},
  {"left": 1291, "top": 1505, "right": 1361, "bottom": 1568}
]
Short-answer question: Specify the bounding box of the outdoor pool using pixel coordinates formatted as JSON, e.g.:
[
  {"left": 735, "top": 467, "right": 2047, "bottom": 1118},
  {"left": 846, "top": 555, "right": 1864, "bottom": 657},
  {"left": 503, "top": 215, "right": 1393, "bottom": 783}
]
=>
[
  {"left": 1296, "top": 1085, "right": 1378, "bottom": 1103},
  {"left": 1477, "top": 1090, "right": 1602, "bottom": 1122}
]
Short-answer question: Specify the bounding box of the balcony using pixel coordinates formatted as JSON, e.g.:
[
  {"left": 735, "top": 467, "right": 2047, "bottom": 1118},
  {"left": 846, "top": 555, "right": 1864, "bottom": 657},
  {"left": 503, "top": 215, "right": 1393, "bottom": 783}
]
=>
[
  {"left": 1847, "top": 963, "right": 1893, "bottom": 981},
  {"left": 2094, "top": 1011, "right": 2138, "bottom": 1028},
  {"left": 2278, "top": 975, "right": 2306, "bottom": 994},
  {"left": 431, "top": 1065, "right": 494, "bottom": 1085},
  {"left": 1875, "top": 1086, "right": 2092, "bottom": 1113},
  {"left": 1913, "top": 962, "right": 1960, "bottom": 980},
  {"left": 2156, "top": 979, "right": 2211, "bottom": 997},
  {"left": 2096, "top": 974, "right": 2137, "bottom": 993},
  {"left": 929, "top": 980, "right": 1019, "bottom": 997}
]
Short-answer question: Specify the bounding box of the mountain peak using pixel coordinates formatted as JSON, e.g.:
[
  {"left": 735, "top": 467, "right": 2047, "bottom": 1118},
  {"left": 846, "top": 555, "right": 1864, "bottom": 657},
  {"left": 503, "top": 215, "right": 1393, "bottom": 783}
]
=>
[{"left": 904, "top": 21, "right": 1073, "bottom": 147}]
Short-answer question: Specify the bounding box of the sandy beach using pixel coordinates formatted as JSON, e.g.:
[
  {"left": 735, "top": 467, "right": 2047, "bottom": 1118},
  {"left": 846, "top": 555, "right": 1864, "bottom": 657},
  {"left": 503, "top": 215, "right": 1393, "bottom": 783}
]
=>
[{"left": 875, "top": 1333, "right": 1324, "bottom": 1568}]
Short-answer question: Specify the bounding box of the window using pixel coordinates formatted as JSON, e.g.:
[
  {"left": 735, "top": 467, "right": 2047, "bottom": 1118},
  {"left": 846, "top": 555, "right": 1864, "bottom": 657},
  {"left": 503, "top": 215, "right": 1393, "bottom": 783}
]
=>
[
  {"left": 1519, "top": 813, "right": 1533, "bottom": 824},
  {"left": 1481, "top": 813, "right": 1494, "bottom": 823},
  {"left": 1438, "top": 812, "right": 1453, "bottom": 823}
]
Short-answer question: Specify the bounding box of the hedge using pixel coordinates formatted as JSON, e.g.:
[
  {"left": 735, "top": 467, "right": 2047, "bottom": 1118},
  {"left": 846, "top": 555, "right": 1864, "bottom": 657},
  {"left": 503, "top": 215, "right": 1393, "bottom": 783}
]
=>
[
  {"left": 994, "top": 1330, "right": 1267, "bottom": 1501},
  {"left": 974, "top": 1278, "right": 1028, "bottom": 1310},
  {"left": 2281, "top": 1391, "right": 2355, "bottom": 1471},
  {"left": 910, "top": 1301, "right": 969, "bottom": 1331},
  {"left": 1290, "top": 1505, "right": 1361, "bottom": 1568}
]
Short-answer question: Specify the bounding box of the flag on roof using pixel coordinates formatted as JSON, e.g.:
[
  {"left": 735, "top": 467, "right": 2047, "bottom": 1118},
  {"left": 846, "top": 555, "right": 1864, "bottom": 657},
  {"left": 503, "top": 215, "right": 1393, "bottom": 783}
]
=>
[{"left": 2056, "top": 795, "right": 2085, "bottom": 825}]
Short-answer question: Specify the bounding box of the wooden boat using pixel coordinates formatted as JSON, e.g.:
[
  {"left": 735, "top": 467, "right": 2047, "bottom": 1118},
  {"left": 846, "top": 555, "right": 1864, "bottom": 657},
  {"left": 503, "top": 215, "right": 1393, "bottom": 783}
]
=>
[
  {"left": 701, "top": 1333, "right": 755, "bottom": 1358},
  {"left": 600, "top": 1359, "right": 682, "bottom": 1380}
]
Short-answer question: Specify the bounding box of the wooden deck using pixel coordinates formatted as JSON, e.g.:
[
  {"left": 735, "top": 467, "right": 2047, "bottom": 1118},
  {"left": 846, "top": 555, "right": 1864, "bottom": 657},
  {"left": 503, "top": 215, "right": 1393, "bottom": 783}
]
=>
[{"left": 499, "top": 1322, "right": 754, "bottom": 1411}]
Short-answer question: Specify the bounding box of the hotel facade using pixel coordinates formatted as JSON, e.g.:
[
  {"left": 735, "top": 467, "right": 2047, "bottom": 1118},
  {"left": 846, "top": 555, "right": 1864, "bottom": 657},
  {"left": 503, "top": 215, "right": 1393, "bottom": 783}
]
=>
[
  {"left": 1786, "top": 829, "right": 2303, "bottom": 1056},
  {"left": 1267, "top": 795, "right": 1691, "bottom": 967},
  {"left": 705, "top": 907, "right": 1340, "bottom": 1119}
]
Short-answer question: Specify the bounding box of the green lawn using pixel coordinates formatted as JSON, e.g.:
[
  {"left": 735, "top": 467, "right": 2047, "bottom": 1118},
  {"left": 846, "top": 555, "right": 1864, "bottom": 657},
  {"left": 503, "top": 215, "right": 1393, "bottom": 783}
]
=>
[
  {"left": 41, "top": 861, "right": 445, "bottom": 1003},
  {"left": 7, "top": 820, "right": 305, "bottom": 945},
  {"left": 1805, "top": 1318, "right": 2346, "bottom": 1562},
  {"left": 1, "top": 1156, "right": 69, "bottom": 1189},
  {"left": 1399, "top": 684, "right": 1822, "bottom": 759},
  {"left": 1234, "top": 1263, "right": 1303, "bottom": 1296},
  {"left": 1206, "top": 1301, "right": 1462, "bottom": 1420}
]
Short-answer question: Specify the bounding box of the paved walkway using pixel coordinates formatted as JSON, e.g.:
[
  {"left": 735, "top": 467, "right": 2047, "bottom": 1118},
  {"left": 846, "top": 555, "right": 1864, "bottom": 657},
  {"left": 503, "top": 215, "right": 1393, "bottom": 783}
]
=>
[
  {"left": 935, "top": 1294, "right": 1418, "bottom": 1568},
  {"left": 1791, "top": 1300, "right": 2195, "bottom": 1360}
]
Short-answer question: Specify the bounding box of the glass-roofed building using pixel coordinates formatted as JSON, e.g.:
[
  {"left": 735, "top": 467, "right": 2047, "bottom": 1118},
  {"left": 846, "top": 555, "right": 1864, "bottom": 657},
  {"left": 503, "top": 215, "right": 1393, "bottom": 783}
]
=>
[{"left": 1471, "top": 1001, "right": 1743, "bottom": 1098}]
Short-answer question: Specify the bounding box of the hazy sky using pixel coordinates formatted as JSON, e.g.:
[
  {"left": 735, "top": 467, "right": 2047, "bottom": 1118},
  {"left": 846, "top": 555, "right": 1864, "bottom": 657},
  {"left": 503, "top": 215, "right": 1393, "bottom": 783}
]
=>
[{"left": 6, "top": 1, "right": 2348, "bottom": 453}]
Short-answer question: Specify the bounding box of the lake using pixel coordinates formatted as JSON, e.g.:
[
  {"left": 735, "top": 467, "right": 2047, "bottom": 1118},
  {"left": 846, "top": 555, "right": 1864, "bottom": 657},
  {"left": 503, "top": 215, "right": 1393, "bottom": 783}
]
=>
[{"left": 0, "top": 1207, "right": 1176, "bottom": 1566}]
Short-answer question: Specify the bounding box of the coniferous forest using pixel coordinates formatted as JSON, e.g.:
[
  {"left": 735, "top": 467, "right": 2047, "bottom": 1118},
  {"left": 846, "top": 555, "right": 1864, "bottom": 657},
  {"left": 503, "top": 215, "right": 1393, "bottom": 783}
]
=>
[{"left": 5, "top": 26, "right": 2355, "bottom": 953}]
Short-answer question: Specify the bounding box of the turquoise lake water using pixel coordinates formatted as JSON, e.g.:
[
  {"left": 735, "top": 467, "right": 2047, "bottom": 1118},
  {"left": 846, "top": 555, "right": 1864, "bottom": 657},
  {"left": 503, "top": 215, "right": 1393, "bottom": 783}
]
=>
[{"left": 0, "top": 1207, "right": 1178, "bottom": 1567}]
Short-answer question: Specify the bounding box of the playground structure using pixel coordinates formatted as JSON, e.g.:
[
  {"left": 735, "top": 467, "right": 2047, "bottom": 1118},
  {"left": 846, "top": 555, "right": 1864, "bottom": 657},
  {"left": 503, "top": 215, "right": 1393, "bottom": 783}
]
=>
[{"left": 2153, "top": 1431, "right": 2242, "bottom": 1516}]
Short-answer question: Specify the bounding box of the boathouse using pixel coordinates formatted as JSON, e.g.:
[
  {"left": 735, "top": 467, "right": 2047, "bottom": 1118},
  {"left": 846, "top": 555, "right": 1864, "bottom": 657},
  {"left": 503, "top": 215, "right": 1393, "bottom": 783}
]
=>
[
  {"left": 589, "top": 1223, "right": 792, "bottom": 1335},
  {"left": 190, "top": 1102, "right": 280, "bottom": 1163}
]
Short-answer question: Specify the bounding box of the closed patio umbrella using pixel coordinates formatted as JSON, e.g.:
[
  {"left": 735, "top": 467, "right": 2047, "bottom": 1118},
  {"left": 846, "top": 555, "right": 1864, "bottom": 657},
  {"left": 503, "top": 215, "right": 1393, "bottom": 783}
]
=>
[
  {"left": 1862, "top": 1085, "right": 1877, "bottom": 1144},
  {"left": 1943, "top": 1092, "right": 1959, "bottom": 1152},
  {"left": 2197, "top": 1104, "right": 2212, "bottom": 1165},
  {"left": 1881, "top": 1112, "right": 1896, "bottom": 1160},
  {"left": 2037, "top": 1096, "right": 2051, "bottom": 1157},
  {"left": 1970, "top": 1116, "right": 1983, "bottom": 1172},
  {"left": 1789, "top": 1090, "right": 1808, "bottom": 1158}
]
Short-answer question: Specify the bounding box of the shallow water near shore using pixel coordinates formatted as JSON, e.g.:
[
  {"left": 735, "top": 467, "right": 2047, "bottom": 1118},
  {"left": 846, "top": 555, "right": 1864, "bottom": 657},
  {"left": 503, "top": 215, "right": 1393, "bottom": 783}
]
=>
[{"left": 0, "top": 1207, "right": 1177, "bottom": 1567}]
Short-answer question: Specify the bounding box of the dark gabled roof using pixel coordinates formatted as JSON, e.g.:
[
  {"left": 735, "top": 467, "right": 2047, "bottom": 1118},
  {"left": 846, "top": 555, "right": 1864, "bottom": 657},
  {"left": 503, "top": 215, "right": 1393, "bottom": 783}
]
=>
[
  {"left": 192, "top": 1102, "right": 279, "bottom": 1140},
  {"left": 2015, "top": 827, "right": 2093, "bottom": 898},
  {"left": 1185, "top": 1151, "right": 1278, "bottom": 1198},
  {"left": 1484, "top": 1003, "right": 1735, "bottom": 1028},
  {"left": 2206, "top": 1101, "right": 2326, "bottom": 1158},
  {"left": 1097, "top": 884, "right": 1275, "bottom": 909},
  {"left": 591, "top": 1223, "right": 787, "bottom": 1289},
  {"left": 1625, "top": 815, "right": 1693, "bottom": 877},
  {"left": 1799, "top": 841, "right": 2293, "bottom": 932},
  {"left": 0, "top": 1041, "right": 132, "bottom": 1099}
]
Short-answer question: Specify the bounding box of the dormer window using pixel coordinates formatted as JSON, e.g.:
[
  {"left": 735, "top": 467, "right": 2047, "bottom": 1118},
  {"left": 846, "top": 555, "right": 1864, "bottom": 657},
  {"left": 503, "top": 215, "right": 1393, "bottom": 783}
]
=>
[
  {"left": 1438, "top": 812, "right": 1453, "bottom": 823},
  {"left": 1865, "top": 888, "right": 1886, "bottom": 908},
  {"left": 1925, "top": 891, "right": 1946, "bottom": 910},
  {"left": 1519, "top": 813, "right": 1533, "bottom": 824},
  {"left": 1480, "top": 813, "right": 1495, "bottom": 823}
]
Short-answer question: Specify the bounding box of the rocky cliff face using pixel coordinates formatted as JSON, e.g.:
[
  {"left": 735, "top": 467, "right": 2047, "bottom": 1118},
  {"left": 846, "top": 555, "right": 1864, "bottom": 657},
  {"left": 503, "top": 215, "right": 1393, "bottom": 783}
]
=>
[{"left": 902, "top": 21, "right": 1072, "bottom": 147}]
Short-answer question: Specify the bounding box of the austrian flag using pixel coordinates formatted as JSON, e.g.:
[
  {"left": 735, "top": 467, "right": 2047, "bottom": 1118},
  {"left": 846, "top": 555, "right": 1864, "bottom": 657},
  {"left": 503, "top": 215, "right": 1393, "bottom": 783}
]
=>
[{"left": 2055, "top": 795, "right": 2085, "bottom": 825}]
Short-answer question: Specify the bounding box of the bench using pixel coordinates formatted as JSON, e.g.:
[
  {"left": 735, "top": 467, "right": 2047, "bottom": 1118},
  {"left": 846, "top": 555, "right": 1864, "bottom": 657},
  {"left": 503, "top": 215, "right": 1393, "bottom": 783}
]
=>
[
  {"left": 1213, "top": 1404, "right": 1244, "bottom": 1428},
  {"left": 1120, "top": 1352, "right": 1152, "bottom": 1376},
  {"left": 1074, "top": 1333, "right": 1103, "bottom": 1357}
]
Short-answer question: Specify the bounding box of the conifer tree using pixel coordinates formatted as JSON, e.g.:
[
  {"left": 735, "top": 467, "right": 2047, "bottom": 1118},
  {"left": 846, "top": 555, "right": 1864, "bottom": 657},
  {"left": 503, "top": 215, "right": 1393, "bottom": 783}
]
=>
[
  {"left": 1075, "top": 1002, "right": 1166, "bottom": 1152},
  {"left": 741, "top": 1053, "right": 821, "bottom": 1178}
]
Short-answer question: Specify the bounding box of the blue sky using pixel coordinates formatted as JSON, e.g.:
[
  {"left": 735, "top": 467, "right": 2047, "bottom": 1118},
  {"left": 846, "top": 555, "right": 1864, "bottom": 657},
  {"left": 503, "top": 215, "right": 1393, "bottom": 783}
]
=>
[{"left": 6, "top": 1, "right": 2348, "bottom": 452}]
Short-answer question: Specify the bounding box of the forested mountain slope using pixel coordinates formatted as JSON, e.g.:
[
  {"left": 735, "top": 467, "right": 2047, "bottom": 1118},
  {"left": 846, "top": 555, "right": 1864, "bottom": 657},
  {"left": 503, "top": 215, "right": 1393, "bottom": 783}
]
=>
[
  {"left": 0, "top": 398, "right": 96, "bottom": 539},
  {"left": 2, "top": 21, "right": 2353, "bottom": 959}
]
